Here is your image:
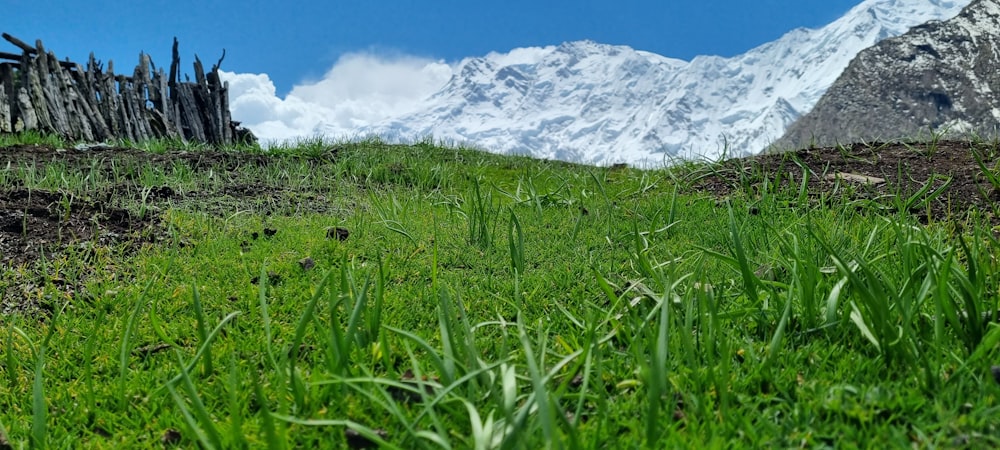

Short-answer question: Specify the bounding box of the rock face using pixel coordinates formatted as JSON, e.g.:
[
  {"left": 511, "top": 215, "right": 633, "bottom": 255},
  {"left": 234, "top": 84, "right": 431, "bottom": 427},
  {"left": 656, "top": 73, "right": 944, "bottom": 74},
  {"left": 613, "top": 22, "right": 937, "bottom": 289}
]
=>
[{"left": 774, "top": 0, "right": 1000, "bottom": 151}]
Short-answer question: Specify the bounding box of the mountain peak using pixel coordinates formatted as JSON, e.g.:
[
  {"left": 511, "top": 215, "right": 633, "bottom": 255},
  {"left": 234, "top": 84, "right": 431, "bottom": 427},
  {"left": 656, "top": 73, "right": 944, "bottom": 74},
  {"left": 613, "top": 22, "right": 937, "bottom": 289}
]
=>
[
  {"left": 355, "top": 1, "right": 970, "bottom": 165},
  {"left": 775, "top": 0, "right": 1000, "bottom": 149}
]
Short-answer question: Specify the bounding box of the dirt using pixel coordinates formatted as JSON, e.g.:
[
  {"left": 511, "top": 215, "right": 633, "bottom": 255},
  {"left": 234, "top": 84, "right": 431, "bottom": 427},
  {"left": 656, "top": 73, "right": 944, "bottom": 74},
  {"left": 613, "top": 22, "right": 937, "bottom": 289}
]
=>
[
  {"left": 1, "top": 140, "right": 998, "bottom": 316},
  {"left": 687, "top": 140, "right": 1000, "bottom": 225},
  {"left": 0, "top": 143, "right": 341, "bottom": 316},
  {"left": 0, "top": 144, "right": 330, "bottom": 267},
  {"left": 0, "top": 187, "right": 153, "bottom": 264}
]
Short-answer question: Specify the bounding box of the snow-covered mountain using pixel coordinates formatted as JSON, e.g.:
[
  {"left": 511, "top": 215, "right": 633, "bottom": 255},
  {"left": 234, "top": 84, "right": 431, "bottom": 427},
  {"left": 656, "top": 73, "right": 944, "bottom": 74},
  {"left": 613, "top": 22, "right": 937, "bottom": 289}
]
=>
[{"left": 344, "top": 0, "right": 968, "bottom": 166}]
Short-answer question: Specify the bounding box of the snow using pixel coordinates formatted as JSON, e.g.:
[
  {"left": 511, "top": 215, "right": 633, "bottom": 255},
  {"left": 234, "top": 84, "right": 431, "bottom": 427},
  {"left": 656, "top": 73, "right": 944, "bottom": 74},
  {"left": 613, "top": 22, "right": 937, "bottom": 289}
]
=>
[{"left": 233, "top": 0, "right": 972, "bottom": 166}]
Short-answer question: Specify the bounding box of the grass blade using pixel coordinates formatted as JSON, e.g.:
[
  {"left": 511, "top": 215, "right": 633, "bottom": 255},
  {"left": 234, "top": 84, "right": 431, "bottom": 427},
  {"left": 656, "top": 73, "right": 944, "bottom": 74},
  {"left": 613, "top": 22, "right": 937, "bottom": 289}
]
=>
[
  {"left": 727, "top": 203, "right": 760, "bottom": 306},
  {"left": 169, "top": 349, "right": 224, "bottom": 450},
  {"left": 251, "top": 368, "right": 284, "bottom": 449},
  {"left": 258, "top": 262, "right": 275, "bottom": 362},
  {"left": 227, "top": 351, "right": 248, "bottom": 449},
  {"left": 508, "top": 208, "right": 525, "bottom": 276},
  {"left": 31, "top": 310, "right": 61, "bottom": 449},
  {"left": 762, "top": 275, "right": 794, "bottom": 371},
  {"left": 288, "top": 267, "right": 336, "bottom": 404},
  {"left": 271, "top": 415, "right": 403, "bottom": 450},
  {"left": 517, "top": 316, "right": 555, "bottom": 445},
  {"left": 168, "top": 383, "right": 215, "bottom": 450},
  {"left": 162, "top": 312, "right": 242, "bottom": 389},
  {"left": 191, "top": 281, "right": 213, "bottom": 375},
  {"left": 119, "top": 278, "right": 156, "bottom": 404}
]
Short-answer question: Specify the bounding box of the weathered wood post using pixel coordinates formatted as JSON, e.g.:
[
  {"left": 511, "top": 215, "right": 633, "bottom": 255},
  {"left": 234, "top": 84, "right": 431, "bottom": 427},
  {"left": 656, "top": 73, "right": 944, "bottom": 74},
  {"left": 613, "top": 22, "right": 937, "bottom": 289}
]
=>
[{"left": 0, "top": 32, "right": 255, "bottom": 146}]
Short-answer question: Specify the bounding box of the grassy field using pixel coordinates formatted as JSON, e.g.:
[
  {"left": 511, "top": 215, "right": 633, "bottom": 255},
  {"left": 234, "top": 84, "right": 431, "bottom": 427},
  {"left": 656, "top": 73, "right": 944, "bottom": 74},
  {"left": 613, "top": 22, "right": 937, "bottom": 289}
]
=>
[{"left": 2, "top": 133, "right": 1000, "bottom": 448}]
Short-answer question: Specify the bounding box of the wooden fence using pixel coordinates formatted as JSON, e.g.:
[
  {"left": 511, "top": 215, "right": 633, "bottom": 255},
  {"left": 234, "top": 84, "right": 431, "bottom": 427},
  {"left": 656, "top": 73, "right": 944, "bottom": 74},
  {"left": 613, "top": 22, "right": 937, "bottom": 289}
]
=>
[{"left": 0, "top": 33, "right": 254, "bottom": 145}]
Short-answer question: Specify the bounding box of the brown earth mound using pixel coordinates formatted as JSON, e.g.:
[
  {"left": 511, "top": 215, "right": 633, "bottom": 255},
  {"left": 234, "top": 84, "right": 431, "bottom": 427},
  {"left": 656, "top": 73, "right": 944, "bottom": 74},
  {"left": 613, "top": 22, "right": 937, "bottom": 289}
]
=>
[
  {"left": 0, "top": 144, "right": 282, "bottom": 268},
  {"left": 688, "top": 140, "right": 1000, "bottom": 225},
  {"left": 0, "top": 188, "right": 154, "bottom": 267}
]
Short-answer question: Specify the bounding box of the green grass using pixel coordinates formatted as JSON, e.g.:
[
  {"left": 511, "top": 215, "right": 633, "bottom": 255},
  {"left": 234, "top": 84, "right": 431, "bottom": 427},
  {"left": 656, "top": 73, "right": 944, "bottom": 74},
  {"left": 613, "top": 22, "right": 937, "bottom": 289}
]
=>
[{"left": 2, "top": 134, "right": 1000, "bottom": 448}]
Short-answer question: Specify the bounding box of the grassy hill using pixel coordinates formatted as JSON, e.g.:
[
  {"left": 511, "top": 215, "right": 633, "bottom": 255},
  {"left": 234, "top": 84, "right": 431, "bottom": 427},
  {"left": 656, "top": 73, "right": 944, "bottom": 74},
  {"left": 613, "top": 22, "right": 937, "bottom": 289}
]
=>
[{"left": 2, "top": 132, "right": 1000, "bottom": 448}]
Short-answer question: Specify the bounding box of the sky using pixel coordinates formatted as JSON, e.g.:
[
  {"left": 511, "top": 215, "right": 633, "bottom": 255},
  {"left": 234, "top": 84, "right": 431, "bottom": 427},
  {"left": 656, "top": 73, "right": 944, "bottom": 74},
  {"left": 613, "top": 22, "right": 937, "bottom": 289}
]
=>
[
  {"left": 8, "top": 0, "right": 861, "bottom": 95},
  {"left": 6, "top": 0, "right": 863, "bottom": 142}
]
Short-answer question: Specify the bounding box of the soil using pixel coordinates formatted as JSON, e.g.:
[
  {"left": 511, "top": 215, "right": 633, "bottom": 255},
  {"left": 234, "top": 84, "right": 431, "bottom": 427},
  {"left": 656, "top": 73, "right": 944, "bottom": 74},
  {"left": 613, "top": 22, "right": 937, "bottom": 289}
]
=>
[
  {"left": 687, "top": 140, "right": 1000, "bottom": 225},
  {"left": 0, "top": 144, "right": 337, "bottom": 267},
  {"left": 0, "top": 187, "right": 155, "bottom": 265},
  {"left": 1, "top": 140, "right": 997, "bottom": 315},
  {"left": 0, "top": 143, "right": 341, "bottom": 316}
]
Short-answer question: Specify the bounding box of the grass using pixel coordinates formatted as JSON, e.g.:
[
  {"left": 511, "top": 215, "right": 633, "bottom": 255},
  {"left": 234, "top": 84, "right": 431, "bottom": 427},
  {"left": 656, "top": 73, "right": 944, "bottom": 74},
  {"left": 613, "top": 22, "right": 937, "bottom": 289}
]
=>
[{"left": 1, "top": 134, "right": 1000, "bottom": 448}]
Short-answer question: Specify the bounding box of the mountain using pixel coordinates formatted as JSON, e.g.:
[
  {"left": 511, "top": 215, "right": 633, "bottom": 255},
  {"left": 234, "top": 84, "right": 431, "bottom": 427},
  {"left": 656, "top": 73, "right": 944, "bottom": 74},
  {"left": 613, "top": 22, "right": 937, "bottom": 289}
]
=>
[
  {"left": 774, "top": 0, "right": 1000, "bottom": 151},
  {"left": 351, "top": 0, "right": 969, "bottom": 166}
]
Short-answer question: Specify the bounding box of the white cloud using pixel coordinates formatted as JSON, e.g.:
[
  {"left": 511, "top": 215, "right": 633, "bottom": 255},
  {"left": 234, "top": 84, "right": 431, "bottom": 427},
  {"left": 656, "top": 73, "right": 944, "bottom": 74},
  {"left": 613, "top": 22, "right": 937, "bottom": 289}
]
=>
[
  {"left": 486, "top": 45, "right": 552, "bottom": 67},
  {"left": 221, "top": 53, "right": 453, "bottom": 144}
]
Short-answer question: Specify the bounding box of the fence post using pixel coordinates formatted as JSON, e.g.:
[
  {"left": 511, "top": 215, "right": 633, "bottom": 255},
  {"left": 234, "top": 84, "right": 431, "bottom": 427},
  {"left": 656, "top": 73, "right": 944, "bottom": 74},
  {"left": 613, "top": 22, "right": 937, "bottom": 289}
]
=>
[{"left": 0, "top": 33, "right": 254, "bottom": 145}]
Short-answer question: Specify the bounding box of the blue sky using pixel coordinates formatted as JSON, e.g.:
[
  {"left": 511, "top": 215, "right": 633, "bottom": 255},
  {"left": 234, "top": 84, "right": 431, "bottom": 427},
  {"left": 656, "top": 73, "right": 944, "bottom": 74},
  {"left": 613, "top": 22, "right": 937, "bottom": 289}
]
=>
[{"left": 8, "top": 0, "right": 860, "bottom": 95}]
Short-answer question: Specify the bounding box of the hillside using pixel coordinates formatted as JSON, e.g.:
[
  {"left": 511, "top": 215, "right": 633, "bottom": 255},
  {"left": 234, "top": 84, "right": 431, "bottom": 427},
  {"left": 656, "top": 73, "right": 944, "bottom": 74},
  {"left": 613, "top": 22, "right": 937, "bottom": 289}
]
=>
[{"left": 3, "top": 135, "right": 1000, "bottom": 447}]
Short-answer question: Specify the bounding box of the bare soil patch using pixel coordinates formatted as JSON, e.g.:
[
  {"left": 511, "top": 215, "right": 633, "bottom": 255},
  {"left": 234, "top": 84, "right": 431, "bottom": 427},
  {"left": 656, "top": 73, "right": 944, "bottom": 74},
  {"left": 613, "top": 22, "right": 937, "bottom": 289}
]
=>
[
  {"left": 0, "top": 144, "right": 343, "bottom": 266},
  {"left": 0, "top": 143, "right": 341, "bottom": 315},
  {"left": 5, "top": 146, "right": 209, "bottom": 266},
  {"left": 688, "top": 140, "right": 1000, "bottom": 225},
  {"left": 0, "top": 188, "right": 153, "bottom": 267}
]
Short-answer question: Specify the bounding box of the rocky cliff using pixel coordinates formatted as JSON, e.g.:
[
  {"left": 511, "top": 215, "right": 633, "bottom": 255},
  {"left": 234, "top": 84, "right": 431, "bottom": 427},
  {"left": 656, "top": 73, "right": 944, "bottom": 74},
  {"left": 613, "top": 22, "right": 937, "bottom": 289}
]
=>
[{"left": 774, "top": 0, "right": 1000, "bottom": 151}]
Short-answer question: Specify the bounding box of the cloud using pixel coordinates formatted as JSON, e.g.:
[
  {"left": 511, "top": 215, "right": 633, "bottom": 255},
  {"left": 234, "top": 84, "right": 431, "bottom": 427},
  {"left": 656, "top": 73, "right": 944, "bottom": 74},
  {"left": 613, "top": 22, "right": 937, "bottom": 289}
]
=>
[
  {"left": 485, "top": 45, "right": 552, "bottom": 67},
  {"left": 221, "top": 53, "right": 453, "bottom": 143}
]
